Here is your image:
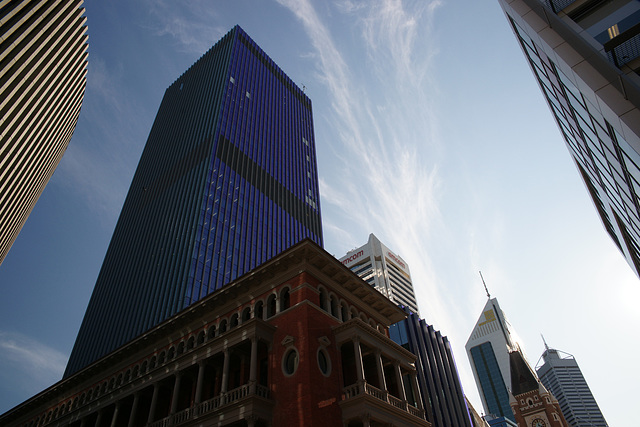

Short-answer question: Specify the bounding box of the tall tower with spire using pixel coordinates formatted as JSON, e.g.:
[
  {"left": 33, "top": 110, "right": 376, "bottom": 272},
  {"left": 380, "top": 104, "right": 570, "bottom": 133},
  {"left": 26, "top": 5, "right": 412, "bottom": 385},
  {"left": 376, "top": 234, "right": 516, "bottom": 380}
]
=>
[
  {"left": 536, "top": 340, "right": 608, "bottom": 427},
  {"left": 466, "top": 293, "right": 522, "bottom": 423},
  {"left": 509, "top": 349, "right": 569, "bottom": 427}
]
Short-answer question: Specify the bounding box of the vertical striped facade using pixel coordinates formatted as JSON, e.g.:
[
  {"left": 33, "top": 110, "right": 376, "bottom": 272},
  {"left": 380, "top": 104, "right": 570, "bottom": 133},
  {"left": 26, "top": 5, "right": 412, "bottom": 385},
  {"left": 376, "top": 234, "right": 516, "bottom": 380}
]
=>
[
  {"left": 0, "top": 0, "right": 88, "bottom": 265},
  {"left": 390, "top": 313, "right": 472, "bottom": 427},
  {"left": 65, "top": 26, "right": 322, "bottom": 376}
]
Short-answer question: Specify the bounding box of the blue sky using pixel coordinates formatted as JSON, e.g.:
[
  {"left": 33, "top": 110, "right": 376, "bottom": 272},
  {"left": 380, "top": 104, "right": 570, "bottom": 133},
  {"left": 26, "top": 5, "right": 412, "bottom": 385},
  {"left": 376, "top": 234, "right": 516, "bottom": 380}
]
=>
[{"left": 0, "top": 1, "right": 637, "bottom": 425}]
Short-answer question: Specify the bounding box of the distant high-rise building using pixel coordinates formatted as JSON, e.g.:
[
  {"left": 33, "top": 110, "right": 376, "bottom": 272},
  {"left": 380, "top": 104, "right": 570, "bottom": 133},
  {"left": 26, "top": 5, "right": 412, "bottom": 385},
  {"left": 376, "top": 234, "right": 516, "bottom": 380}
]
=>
[
  {"left": 466, "top": 297, "right": 522, "bottom": 422},
  {"left": 65, "top": 26, "right": 322, "bottom": 376},
  {"left": 536, "top": 342, "right": 608, "bottom": 426},
  {"left": 497, "top": 0, "right": 640, "bottom": 278},
  {"left": 390, "top": 312, "right": 472, "bottom": 427},
  {"left": 339, "top": 233, "right": 419, "bottom": 315},
  {"left": 0, "top": 0, "right": 88, "bottom": 265}
]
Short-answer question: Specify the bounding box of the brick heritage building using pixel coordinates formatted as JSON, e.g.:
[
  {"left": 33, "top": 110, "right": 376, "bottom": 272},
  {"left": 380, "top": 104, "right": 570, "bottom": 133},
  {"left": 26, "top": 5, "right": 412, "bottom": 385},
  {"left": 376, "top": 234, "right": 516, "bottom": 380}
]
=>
[
  {"left": 0, "top": 240, "right": 430, "bottom": 427},
  {"left": 509, "top": 350, "right": 568, "bottom": 427}
]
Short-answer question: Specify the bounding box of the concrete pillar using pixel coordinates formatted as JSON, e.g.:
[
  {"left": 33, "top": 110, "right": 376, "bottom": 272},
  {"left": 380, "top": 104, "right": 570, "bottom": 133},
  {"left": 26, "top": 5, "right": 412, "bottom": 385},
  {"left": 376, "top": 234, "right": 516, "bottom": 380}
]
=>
[
  {"left": 375, "top": 350, "right": 387, "bottom": 392},
  {"left": 147, "top": 383, "right": 159, "bottom": 424},
  {"left": 127, "top": 393, "right": 139, "bottom": 427},
  {"left": 194, "top": 360, "right": 206, "bottom": 404},
  {"left": 170, "top": 372, "right": 183, "bottom": 414},
  {"left": 353, "top": 337, "right": 365, "bottom": 384},
  {"left": 249, "top": 337, "right": 258, "bottom": 393},
  {"left": 394, "top": 361, "right": 406, "bottom": 401},
  {"left": 221, "top": 348, "right": 230, "bottom": 393}
]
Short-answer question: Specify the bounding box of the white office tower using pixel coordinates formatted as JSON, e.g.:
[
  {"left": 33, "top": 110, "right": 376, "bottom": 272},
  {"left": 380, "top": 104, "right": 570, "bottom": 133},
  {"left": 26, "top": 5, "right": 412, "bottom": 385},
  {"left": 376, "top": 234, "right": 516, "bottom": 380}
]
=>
[
  {"left": 339, "top": 233, "right": 419, "bottom": 315},
  {"left": 536, "top": 342, "right": 608, "bottom": 427},
  {"left": 465, "top": 298, "right": 523, "bottom": 423}
]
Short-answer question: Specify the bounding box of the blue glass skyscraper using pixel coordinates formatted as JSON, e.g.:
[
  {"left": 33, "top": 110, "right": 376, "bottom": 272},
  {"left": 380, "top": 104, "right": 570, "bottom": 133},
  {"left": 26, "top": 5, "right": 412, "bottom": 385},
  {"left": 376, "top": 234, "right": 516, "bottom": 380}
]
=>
[{"left": 65, "top": 26, "right": 322, "bottom": 376}]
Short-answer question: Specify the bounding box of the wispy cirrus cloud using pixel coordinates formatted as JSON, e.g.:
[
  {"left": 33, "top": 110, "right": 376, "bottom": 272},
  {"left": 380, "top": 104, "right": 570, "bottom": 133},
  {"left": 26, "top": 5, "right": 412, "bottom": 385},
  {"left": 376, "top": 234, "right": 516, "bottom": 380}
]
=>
[
  {"left": 277, "top": 0, "right": 450, "bottom": 326},
  {"left": 0, "top": 332, "right": 66, "bottom": 395},
  {"left": 142, "top": 0, "right": 226, "bottom": 55}
]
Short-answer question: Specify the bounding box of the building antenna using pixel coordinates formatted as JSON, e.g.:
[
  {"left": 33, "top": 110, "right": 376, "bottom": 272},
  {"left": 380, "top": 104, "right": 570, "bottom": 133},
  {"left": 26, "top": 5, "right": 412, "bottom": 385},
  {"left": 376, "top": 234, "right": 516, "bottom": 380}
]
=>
[
  {"left": 479, "top": 271, "right": 490, "bottom": 298},
  {"left": 541, "top": 334, "right": 550, "bottom": 351}
]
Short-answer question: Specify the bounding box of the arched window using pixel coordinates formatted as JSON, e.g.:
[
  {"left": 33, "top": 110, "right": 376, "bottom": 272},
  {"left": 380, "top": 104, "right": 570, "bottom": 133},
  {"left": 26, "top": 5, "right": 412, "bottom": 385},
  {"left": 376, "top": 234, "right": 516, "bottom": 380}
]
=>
[
  {"left": 319, "top": 287, "right": 329, "bottom": 311},
  {"left": 350, "top": 307, "right": 358, "bottom": 320},
  {"left": 280, "top": 287, "right": 290, "bottom": 311},
  {"left": 177, "top": 341, "right": 185, "bottom": 355},
  {"left": 168, "top": 347, "right": 176, "bottom": 360},
  {"left": 158, "top": 351, "right": 166, "bottom": 364},
  {"left": 187, "top": 336, "right": 195, "bottom": 350},
  {"left": 133, "top": 365, "right": 140, "bottom": 377},
  {"left": 242, "top": 306, "right": 251, "bottom": 322},
  {"left": 197, "top": 330, "right": 205, "bottom": 345},
  {"left": 141, "top": 361, "right": 148, "bottom": 374},
  {"left": 330, "top": 294, "right": 339, "bottom": 318},
  {"left": 255, "top": 300, "right": 264, "bottom": 319},
  {"left": 208, "top": 326, "right": 216, "bottom": 339},
  {"left": 219, "top": 319, "right": 228, "bottom": 333},
  {"left": 341, "top": 303, "right": 348, "bottom": 321},
  {"left": 267, "top": 294, "right": 277, "bottom": 318},
  {"left": 230, "top": 313, "right": 239, "bottom": 328}
]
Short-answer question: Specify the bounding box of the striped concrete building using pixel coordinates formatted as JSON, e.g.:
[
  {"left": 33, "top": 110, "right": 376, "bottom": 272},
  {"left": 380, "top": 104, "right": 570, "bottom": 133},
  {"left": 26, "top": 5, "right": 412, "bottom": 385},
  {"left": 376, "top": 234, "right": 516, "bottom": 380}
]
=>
[{"left": 0, "top": 0, "right": 88, "bottom": 264}]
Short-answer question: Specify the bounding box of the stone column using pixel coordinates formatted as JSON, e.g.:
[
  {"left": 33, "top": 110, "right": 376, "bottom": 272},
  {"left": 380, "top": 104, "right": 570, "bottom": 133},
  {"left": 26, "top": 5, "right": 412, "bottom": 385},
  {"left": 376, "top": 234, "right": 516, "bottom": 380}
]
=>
[
  {"left": 147, "top": 383, "right": 159, "bottom": 424},
  {"left": 353, "top": 337, "right": 365, "bottom": 385},
  {"left": 249, "top": 337, "right": 258, "bottom": 393},
  {"left": 221, "top": 348, "right": 230, "bottom": 393},
  {"left": 170, "top": 372, "right": 183, "bottom": 414},
  {"left": 127, "top": 393, "right": 139, "bottom": 427},
  {"left": 410, "top": 371, "right": 424, "bottom": 410},
  {"left": 194, "top": 360, "right": 206, "bottom": 404},
  {"left": 95, "top": 409, "right": 103, "bottom": 427},
  {"left": 374, "top": 350, "right": 387, "bottom": 393},
  {"left": 394, "top": 361, "right": 406, "bottom": 401},
  {"left": 110, "top": 401, "right": 121, "bottom": 427}
]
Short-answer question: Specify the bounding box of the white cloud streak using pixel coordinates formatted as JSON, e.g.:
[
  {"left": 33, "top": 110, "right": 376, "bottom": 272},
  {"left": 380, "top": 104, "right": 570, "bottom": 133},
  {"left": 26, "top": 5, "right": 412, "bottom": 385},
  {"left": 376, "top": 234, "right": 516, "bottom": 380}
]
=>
[
  {"left": 0, "top": 332, "right": 66, "bottom": 390},
  {"left": 277, "top": 0, "right": 451, "bottom": 329}
]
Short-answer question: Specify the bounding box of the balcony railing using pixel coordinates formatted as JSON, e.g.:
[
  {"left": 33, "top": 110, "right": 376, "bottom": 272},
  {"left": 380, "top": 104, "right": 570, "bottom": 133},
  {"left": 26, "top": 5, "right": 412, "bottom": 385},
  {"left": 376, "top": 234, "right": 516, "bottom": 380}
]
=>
[
  {"left": 149, "top": 383, "right": 270, "bottom": 427},
  {"left": 605, "top": 23, "right": 640, "bottom": 68},
  {"left": 342, "top": 381, "right": 425, "bottom": 420},
  {"left": 540, "top": 0, "right": 579, "bottom": 13}
]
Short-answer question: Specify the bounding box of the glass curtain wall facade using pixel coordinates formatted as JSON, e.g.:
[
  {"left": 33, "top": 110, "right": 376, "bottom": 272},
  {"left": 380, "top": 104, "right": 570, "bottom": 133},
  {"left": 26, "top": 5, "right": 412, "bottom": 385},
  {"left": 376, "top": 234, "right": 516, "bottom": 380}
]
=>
[
  {"left": 497, "top": 0, "right": 640, "bottom": 278},
  {"left": 0, "top": 0, "right": 88, "bottom": 265},
  {"left": 536, "top": 345, "right": 608, "bottom": 426},
  {"left": 65, "top": 26, "right": 322, "bottom": 376},
  {"left": 390, "top": 313, "right": 472, "bottom": 427}
]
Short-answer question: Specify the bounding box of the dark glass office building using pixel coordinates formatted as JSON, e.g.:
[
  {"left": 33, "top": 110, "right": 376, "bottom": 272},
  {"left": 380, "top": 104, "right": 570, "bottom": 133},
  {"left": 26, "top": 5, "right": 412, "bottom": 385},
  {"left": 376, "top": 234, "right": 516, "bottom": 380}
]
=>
[
  {"left": 497, "top": 0, "right": 640, "bottom": 278},
  {"left": 390, "top": 313, "right": 472, "bottom": 427},
  {"left": 65, "top": 26, "right": 322, "bottom": 376}
]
